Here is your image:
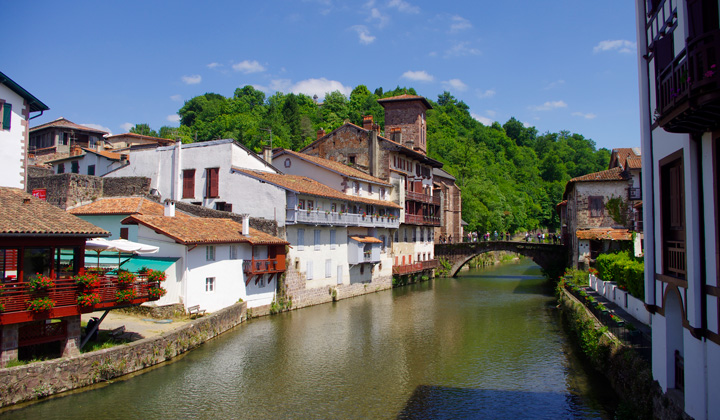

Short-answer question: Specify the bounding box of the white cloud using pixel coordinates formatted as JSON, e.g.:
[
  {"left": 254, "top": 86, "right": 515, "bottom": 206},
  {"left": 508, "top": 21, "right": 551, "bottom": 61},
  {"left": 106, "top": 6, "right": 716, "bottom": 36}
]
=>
[
  {"left": 232, "top": 60, "right": 265, "bottom": 74},
  {"left": 170, "top": 94, "right": 182, "bottom": 102},
  {"left": 449, "top": 15, "right": 471, "bottom": 32},
  {"left": 167, "top": 114, "right": 181, "bottom": 123},
  {"left": 270, "top": 79, "right": 292, "bottom": 92},
  {"left": 571, "top": 111, "right": 597, "bottom": 119},
  {"left": 181, "top": 75, "right": 202, "bottom": 85},
  {"left": 370, "top": 8, "right": 389, "bottom": 27},
  {"left": 593, "top": 39, "right": 636, "bottom": 54},
  {"left": 529, "top": 100, "right": 567, "bottom": 111},
  {"left": 351, "top": 25, "right": 375, "bottom": 44},
  {"left": 442, "top": 78, "right": 468, "bottom": 91},
  {"left": 402, "top": 70, "right": 434, "bottom": 82},
  {"left": 207, "top": 62, "right": 221, "bottom": 69},
  {"left": 485, "top": 110, "right": 497, "bottom": 118},
  {"left": 81, "top": 123, "right": 112, "bottom": 135},
  {"left": 471, "top": 113, "right": 493, "bottom": 126},
  {"left": 120, "top": 122, "right": 133, "bottom": 132},
  {"left": 445, "top": 42, "right": 481, "bottom": 57},
  {"left": 290, "top": 78, "right": 353, "bottom": 97},
  {"left": 543, "top": 80, "right": 565, "bottom": 90},
  {"left": 477, "top": 89, "right": 495, "bottom": 99},
  {"left": 523, "top": 121, "right": 532, "bottom": 128},
  {"left": 388, "top": 0, "right": 419, "bottom": 13}
]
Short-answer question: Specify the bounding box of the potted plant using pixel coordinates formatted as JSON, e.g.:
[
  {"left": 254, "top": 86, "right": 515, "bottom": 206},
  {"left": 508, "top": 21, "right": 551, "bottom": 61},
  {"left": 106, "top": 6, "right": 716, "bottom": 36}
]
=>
[
  {"left": 115, "top": 289, "right": 137, "bottom": 303},
  {"left": 148, "top": 286, "right": 167, "bottom": 299},
  {"left": 74, "top": 272, "right": 100, "bottom": 289},
  {"left": 28, "top": 273, "right": 55, "bottom": 292},
  {"left": 77, "top": 292, "right": 101, "bottom": 307},
  {"left": 147, "top": 269, "right": 166, "bottom": 283},
  {"left": 117, "top": 270, "right": 136, "bottom": 286},
  {"left": 27, "top": 296, "right": 55, "bottom": 312}
]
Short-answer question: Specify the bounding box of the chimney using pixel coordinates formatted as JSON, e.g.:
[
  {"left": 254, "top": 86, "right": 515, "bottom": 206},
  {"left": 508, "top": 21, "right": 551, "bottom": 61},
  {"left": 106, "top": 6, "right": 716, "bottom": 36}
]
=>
[
  {"left": 317, "top": 128, "right": 325, "bottom": 140},
  {"left": 262, "top": 146, "right": 272, "bottom": 165},
  {"left": 363, "top": 115, "right": 374, "bottom": 130},
  {"left": 241, "top": 213, "right": 250, "bottom": 236},
  {"left": 164, "top": 200, "right": 176, "bottom": 217},
  {"left": 390, "top": 127, "right": 402, "bottom": 144}
]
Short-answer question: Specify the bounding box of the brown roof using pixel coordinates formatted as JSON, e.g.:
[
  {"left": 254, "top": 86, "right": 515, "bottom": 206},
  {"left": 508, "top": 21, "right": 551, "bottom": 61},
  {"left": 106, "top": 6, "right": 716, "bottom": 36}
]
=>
[
  {"left": 69, "top": 197, "right": 188, "bottom": 217},
  {"left": 609, "top": 147, "right": 641, "bottom": 170},
  {"left": 378, "top": 94, "right": 433, "bottom": 109},
  {"left": 30, "top": 117, "right": 108, "bottom": 134},
  {"left": 569, "top": 167, "right": 627, "bottom": 183},
  {"left": 0, "top": 188, "right": 109, "bottom": 237},
  {"left": 232, "top": 169, "right": 402, "bottom": 209},
  {"left": 576, "top": 228, "right": 632, "bottom": 241},
  {"left": 122, "top": 215, "right": 288, "bottom": 246},
  {"left": 626, "top": 156, "right": 642, "bottom": 169},
  {"left": 105, "top": 133, "right": 175, "bottom": 145},
  {"left": 274, "top": 149, "right": 391, "bottom": 186},
  {"left": 350, "top": 236, "right": 383, "bottom": 244}
]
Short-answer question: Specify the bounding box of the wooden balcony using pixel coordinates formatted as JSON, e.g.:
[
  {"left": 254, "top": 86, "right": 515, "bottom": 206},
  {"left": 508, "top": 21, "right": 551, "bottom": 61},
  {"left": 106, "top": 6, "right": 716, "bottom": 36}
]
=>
[
  {"left": 656, "top": 29, "right": 720, "bottom": 133},
  {"left": 243, "top": 257, "right": 286, "bottom": 286},
  {"left": 406, "top": 191, "right": 441, "bottom": 205},
  {"left": 0, "top": 275, "right": 160, "bottom": 325},
  {"left": 665, "top": 240, "right": 686, "bottom": 279},
  {"left": 404, "top": 214, "right": 441, "bottom": 226},
  {"left": 392, "top": 259, "right": 439, "bottom": 275}
]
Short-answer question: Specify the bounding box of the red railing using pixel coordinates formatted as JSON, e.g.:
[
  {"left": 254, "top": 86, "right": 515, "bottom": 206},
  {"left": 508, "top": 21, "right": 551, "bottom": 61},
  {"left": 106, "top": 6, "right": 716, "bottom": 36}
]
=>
[
  {"left": 0, "top": 275, "right": 160, "bottom": 325},
  {"left": 392, "top": 259, "right": 439, "bottom": 275},
  {"left": 242, "top": 258, "right": 286, "bottom": 275},
  {"left": 404, "top": 214, "right": 441, "bottom": 226},
  {"left": 406, "top": 191, "right": 441, "bottom": 205}
]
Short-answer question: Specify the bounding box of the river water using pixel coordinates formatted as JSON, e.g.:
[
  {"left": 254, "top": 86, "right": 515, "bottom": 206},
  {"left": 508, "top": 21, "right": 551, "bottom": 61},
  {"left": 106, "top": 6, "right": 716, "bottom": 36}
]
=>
[{"left": 4, "top": 259, "right": 616, "bottom": 419}]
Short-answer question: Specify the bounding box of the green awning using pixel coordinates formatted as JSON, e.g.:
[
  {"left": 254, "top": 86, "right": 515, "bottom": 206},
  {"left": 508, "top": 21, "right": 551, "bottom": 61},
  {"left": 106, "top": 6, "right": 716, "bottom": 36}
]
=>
[{"left": 120, "top": 256, "right": 179, "bottom": 273}]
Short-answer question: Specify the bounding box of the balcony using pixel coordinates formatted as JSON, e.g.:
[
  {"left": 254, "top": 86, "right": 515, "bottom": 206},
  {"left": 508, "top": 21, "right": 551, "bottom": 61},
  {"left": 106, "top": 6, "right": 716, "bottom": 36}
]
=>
[
  {"left": 392, "top": 259, "right": 439, "bottom": 275},
  {"left": 0, "top": 274, "right": 160, "bottom": 325},
  {"left": 406, "top": 191, "right": 441, "bottom": 205},
  {"left": 243, "top": 257, "right": 286, "bottom": 286},
  {"left": 404, "top": 214, "right": 441, "bottom": 226},
  {"left": 288, "top": 209, "right": 400, "bottom": 229},
  {"left": 655, "top": 29, "right": 720, "bottom": 133},
  {"left": 629, "top": 187, "right": 642, "bottom": 200}
]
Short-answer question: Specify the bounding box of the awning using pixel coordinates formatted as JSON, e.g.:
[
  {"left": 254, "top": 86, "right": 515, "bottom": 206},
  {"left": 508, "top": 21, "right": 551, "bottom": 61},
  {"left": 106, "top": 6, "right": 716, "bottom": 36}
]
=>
[
  {"left": 349, "top": 236, "right": 383, "bottom": 244},
  {"left": 576, "top": 228, "right": 632, "bottom": 241},
  {"left": 120, "top": 256, "right": 179, "bottom": 273}
]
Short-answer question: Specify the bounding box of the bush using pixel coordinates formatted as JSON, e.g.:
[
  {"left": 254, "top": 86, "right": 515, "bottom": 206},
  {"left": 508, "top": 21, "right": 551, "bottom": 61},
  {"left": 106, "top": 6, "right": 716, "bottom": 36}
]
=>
[{"left": 594, "top": 251, "right": 644, "bottom": 299}]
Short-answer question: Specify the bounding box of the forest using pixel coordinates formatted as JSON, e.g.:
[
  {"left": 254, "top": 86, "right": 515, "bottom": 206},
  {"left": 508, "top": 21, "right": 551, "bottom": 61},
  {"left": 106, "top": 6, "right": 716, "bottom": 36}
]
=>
[{"left": 137, "top": 85, "right": 611, "bottom": 234}]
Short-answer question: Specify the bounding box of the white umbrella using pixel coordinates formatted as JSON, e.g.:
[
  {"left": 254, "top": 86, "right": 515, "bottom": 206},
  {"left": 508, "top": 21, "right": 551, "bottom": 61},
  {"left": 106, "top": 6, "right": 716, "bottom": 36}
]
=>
[{"left": 85, "top": 238, "right": 159, "bottom": 268}]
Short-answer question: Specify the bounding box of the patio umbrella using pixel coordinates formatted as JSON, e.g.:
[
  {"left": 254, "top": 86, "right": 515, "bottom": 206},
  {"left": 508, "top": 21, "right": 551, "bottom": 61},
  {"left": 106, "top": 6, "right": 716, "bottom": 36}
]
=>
[{"left": 85, "top": 238, "right": 159, "bottom": 268}]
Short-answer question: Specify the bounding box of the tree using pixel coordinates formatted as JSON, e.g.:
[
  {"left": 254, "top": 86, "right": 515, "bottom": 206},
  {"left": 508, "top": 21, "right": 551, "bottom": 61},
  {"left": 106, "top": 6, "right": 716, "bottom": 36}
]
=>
[{"left": 129, "top": 123, "right": 158, "bottom": 137}]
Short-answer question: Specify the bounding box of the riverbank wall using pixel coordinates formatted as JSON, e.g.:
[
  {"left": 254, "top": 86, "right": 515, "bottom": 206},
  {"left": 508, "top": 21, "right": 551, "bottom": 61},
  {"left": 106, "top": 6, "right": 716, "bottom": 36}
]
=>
[
  {"left": 557, "top": 286, "right": 690, "bottom": 420},
  {"left": 0, "top": 301, "right": 247, "bottom": 409}
]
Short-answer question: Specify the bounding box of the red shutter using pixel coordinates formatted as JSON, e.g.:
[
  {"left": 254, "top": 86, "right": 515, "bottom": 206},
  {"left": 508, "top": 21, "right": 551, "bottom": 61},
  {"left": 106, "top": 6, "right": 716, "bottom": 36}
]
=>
[
  {"left": 206, "top": 168, "right": 219, "bottom": 198},
  {"left": 183, "top": 169, "right": 195, "bottom": 198},
  {"left": 120, "top": 228, "right": 129, "bottom": 240}
]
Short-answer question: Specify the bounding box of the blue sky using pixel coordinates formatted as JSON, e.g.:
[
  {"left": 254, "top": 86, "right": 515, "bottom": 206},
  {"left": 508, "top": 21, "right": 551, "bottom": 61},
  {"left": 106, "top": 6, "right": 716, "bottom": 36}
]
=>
[{"left": 4, "top": 0, "right": 639, "bottom": 150}]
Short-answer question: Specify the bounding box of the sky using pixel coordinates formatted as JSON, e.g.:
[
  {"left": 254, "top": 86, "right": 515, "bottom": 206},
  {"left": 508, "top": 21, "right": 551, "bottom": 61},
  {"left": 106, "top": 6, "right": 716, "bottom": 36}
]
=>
[{"left": 3, "top": 0, "right": 640, "bottom": 151}]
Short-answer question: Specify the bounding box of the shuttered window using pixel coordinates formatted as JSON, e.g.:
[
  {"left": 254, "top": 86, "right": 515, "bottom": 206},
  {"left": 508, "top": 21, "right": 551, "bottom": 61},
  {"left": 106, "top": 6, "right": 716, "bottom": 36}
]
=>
[
  {"left": 1, "top": 102, "right": 11, "bottom": 130},
  {"left": 205, "top": 167, "right": 219, "bottom": 198},
  {"left": 660, "top": 151, "right": 686, "bottom": 278},
  {"left": 183, "top": 169, "right": 195, "bottom": 199},
  {"left": 589, "top": 196, "right": 604, "bottom": 218}
]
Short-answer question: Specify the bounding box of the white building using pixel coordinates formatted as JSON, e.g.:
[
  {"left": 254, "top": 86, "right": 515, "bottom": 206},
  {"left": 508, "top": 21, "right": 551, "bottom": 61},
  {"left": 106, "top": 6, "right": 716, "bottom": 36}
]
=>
[
  {"left": 635, "top": 1, "right": 720, "bottom": 418},
  {"left": 0, "top": 71, "right": 49, "bottom": 188},
  {"left": 104, "top": 139, "right": 285, "bottom": 224},
  {"left": 46, "top": 147, "right": 126, "bottom": 176}
]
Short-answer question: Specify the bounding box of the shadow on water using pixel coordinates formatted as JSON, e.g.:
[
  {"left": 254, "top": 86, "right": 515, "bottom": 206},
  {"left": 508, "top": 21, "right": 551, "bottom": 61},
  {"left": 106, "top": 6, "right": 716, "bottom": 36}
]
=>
[{"left": 397, "top": 385, "right": 603, "bottom": 420}]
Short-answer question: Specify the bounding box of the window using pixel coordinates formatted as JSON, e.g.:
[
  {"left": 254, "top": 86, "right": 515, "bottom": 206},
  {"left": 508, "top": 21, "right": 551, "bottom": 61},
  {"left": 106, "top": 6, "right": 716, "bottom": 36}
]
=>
[
  {"left": 87, "top": 165, "right": 95, "bottom": 176},
  {"left": 298, "top": 199, "right": 305, "bottom": 210},
  {"left": 306, "top": 261, "right": 314, "bottom": 280},
  {"left": 308, "top": 200, "right": 314, "bottom": 210},
  {"left": 205, "top": 277, "right": 215, "bottom": 292},
  {"left": 589, "top": 196, "right": 604, "bottom": 218},
  {"left": 297, "top": 229, "right": 305, "bottom": 250},
  {"left": 57, "top": 163, "right": 65, "bottom": 174},
  {"left": 404, "top": 229, "right": 408, "bottom": 242},
  {"left": 314, "top": 229, "right": 321, "bottom": 251},
  {"left": 284, "top": 158, "right": 291, "bottom": 168},
  {"left": 331, "top": 203, "right": 336, "bottom": 212},
  {"left": 120, "top": 228, "right": 129, "bottom": 240},
  {"left": 420, "top": 229, "right": 425, "bottom": 242},
  {"left": 394, "top": 229, "right": 399, "bottom": 243},
  {"left": 215, "top": 202, "right": 232, "bottom": 212},
  {"left": 348, "top": 155, "right": 356, "bottom": 165},
  {"left": 183, "top": 169, "right": 195, "bottom": 199},
  {"left": 368, "top": 184, "right": 373, "bottom": 194},
  {"left": 206, "top": 246, "right": 215, "bottom": 261},
  {"left": 380, "top": 235, "right": 386, "bottom": 252},
  {"left": 1, "top": 101, "right": 11, "bottom": 130},
  {"left": 380, "top": 187, "right": 385, "bottom": 199},
  {"left": 330, "top": 230, "right": 336, "bottom": 250},
  {"left": 71, "top": 161, "right": 79, "bottom": 174},
  {"left": 230, "top": 245, "right": 238, "bottom": 260},
  {"left": 413, "top": 228, "right": 417, "bottom": 242},
  {"left": 660, "top": 151, "right": 686, "bottom": 278},
  {"left": 326, "top": 259, "right": 332, "bottom": 278},
  {"left": 258, "top": 276, "right": 266, "bottom": 288},
  {"left": 205, "top": 167, "right": 219, "bottom": 198},
  {"left": 354, "top": 182, "right": 360, "bottom": 195}
]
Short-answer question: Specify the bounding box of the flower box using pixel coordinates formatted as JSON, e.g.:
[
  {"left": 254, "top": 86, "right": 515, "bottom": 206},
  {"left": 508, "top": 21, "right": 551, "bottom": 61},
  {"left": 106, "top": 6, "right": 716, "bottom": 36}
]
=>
[
  {"left": 74, "top": 272, "right": 100, "bottom": 289},
  {"left": 77, "top": 292, "right": 101, "bottom": 307},
  {"left": 28, "top": 273, "right": 55, "bottom": 292},
  {"left": 147, "top": 269, "right": 166, "bottom": 283},
  {"left": 116, "top": 289, "right": 137, "bottom": 303},
  {"left": 148, "top": 287, "right": 167, "bottom": 299},
  {"left": 117, "top": 270, "right": 136, "bottom": 286},
  {"left": 27, "top": 296, "right": 55, "bottom": 312}
]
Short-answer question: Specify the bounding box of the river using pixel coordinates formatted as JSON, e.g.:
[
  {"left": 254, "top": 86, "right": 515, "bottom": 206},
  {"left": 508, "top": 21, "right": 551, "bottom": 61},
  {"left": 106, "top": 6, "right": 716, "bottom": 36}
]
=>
[{"left": 3, "top": 259, "right": 617, "bottom": 419}]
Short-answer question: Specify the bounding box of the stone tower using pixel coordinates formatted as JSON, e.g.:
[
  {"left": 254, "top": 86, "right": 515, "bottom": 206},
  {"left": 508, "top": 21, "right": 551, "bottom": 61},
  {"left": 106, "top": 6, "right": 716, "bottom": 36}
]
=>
[{"left": 378, "top": 95, "right": 432, "bottom": 156}]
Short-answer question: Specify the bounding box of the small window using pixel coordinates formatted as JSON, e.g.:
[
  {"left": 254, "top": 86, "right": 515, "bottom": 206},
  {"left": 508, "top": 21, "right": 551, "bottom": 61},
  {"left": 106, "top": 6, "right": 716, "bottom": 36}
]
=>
[
  {"left": 87, "top": 165, "right": 95, "bottom": 176},
  {"left": 284, "top": 158, "right": 291, "bottom": 168},
  {"left": 331, "top": 203, "right": 336, "bottom": 212},
  {"left": 307, "top": 261, "right": 314, "bottom": 280},
  {"left": 1, "top": 101, "right": 11, "bottom": 130},
  {"left": 57, "top": 163, "right": 65, "bottom": 174},
  {"left": 330, "top": 230, "right": 336, "bottom": 250},
  {"left": 368, "top": 184, "right": 373, "bottom": 194},
  {"left": 205, "top": 277, "right": 215, "bottom": 292},
  {"left": 307, "top": 200, "right": 314, "bottom": 210},
  {"left": 120, "top": 228, "right": 129, "bottom": 240},
  {"left": 348, "top": 155, "right": 356, "bottom": 165},
  {"left": 297, "top": 229, "right": 305, "bottom": 250},
  {"left": 205, "top": 167, "right": 219, "bottom": 198},
  {"left": 215, "top": 202, "right": 232, "bottom": 212},
  {"left": 325, "top": 259, "right": 332, "bottom": 278},
  {"left": 314, "top": 229, "right": 321, "bottom": 251},
  {"left": 589, "top": 196, "right": 604, "bottom": 217},
  {"left": 206, "top": 245, "right": 215, "bottom": 261},
  {"left": 183, "top": 169, "right": 196, "bottom": 199},
  {"left": 258, "top": 276, "right": 266, "bottom": 288},
  {"left": 71, "top": 161, "right": 79, "bottom": 174},
  {"left": 298, "top": 199, "right": 305, "bottom": 210},
  {"left": 354, "top": 182, "right": 360, "bottom": 195},
  {"left": 380, "top": 187, "right": 385, "bottom": 199},
  {"left": 230, "top": 245, "right": 238, "bottom": 260}
]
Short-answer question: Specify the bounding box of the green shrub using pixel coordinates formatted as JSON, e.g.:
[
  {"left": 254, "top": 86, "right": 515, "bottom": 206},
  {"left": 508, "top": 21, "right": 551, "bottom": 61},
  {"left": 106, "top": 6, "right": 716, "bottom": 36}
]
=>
[{"left": 594, "top": 251, "right": 644, "bottom": 299}]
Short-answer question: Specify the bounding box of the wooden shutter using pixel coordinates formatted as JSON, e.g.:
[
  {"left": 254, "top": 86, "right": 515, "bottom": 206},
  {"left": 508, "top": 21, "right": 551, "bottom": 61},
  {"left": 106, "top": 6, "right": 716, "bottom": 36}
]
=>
[
  {"left": 183, "top": 169, "right": 195, "bottom": 199},
  {"left": 2, "top": 103, "right": 11, "bottom": 130},
  {"left": 205, "top": 168, "right": 219, "bottom": 198}
]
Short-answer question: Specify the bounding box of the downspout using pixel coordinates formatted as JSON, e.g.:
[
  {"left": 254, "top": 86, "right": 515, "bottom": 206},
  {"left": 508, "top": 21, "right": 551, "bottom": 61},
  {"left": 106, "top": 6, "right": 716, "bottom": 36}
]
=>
[
  {"left": 174, "top": 140, "right": 182, "bottom": 201},
  {"left": 694, "top": 135, "right": 707, "bottom": 336}
]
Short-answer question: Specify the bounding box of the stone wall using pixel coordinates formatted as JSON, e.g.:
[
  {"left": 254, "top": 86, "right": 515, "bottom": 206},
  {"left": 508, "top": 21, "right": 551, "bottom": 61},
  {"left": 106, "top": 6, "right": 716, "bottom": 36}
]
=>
[
  {"left": 26, "top": 174, "right": 152, "bottom": 210},
  {"left": 0, "top": 302, "right": 246, "bottom": 408},
  {"left": 102, "top": 177, "right": 151, "bottom": 198}
]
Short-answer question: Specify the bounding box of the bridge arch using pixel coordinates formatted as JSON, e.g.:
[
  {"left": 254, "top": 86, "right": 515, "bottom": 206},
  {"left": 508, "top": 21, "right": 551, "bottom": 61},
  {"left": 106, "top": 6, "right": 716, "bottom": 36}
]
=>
[{"left": 434, "top": 242, "right": 569, "bottom": 279}]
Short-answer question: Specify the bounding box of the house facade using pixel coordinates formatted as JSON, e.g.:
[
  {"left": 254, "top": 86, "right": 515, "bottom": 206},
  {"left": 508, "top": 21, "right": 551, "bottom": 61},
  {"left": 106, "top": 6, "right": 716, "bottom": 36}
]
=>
[
  {"left": 103, "top": 132, "right": 175, "bottom": 150},
  {"left": 433, "top": 167, "right": 463, "bottom": 243},
  {"left": 46, "top": 147, "right": 125, "bottom": 177},
  {"left": 635, "top": 0, "right": 720, "bottom": 418},
  {"left": 0, "top": 71, "right": 49, "bottom": 189},
  {"left": 29, "top": 117, "right": 107, "bottom": 157}
]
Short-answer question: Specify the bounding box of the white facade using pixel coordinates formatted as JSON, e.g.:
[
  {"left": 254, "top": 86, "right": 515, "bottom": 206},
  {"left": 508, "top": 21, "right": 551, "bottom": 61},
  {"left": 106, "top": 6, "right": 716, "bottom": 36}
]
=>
[
  {"left": 0, "top": 84, "right": 27, "bottom": 189},
  {"left": 105, "top": 139, "right": 286, "bottom": 225},
  {"left": 50, "top": 151, "right": 124, "bottom": 177},
  {"left": 635, "top": 1, "right": 720, "bottom": 418}
]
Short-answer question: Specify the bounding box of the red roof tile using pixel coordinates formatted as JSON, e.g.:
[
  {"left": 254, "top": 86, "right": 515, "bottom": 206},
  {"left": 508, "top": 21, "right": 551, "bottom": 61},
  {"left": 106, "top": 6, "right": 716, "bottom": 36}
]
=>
[
  {"left": 69, "top": 197, "right": 189, "bottom": 217},
  {"left": 0, "top": 187, "right": 109, "bottom": 237},
  {"left": 274, "top": 149, "right": 391, "bottom": 186},
  {"left": 378, "top": 94, "right": 433, "bottom": 109},
  {"left": 122, "top": 215, "right": 288, "bottom": 246},
  {"left": 576, "top": 228, "right": 632, "bottom": 241},
  {"left": 30, "top": 117, "right": 108, "bottom": 134},
  {"left": 569, "top": 167, "right": 628, "bottom": 183},
  {"left": 609, "top": 147, "right": 641, "bottom": 170},
  {"left": 626, "top": 156, "right": 642, "bottom": 169},
  {"left": 105, "top": 133, "right": 175, "bottom": 145}
]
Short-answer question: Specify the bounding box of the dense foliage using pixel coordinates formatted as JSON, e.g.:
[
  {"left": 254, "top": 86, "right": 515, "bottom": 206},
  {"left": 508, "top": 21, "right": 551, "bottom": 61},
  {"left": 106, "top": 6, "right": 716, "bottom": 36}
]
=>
[
  {"left": 153, "top": 86, "right": 610, "bottom": 232},
  {"left": 595, "top": 251, "right": 645, "bottom": 299}
]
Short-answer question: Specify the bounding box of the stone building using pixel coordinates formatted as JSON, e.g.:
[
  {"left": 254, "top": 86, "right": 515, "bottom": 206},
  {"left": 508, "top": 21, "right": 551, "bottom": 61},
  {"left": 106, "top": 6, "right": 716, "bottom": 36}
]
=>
[
  {"left": 433, "top": 167, "right": 463, "bottom": 243},
  {"left": 29, "top": 117, "right": 107, "bottom": 159}
]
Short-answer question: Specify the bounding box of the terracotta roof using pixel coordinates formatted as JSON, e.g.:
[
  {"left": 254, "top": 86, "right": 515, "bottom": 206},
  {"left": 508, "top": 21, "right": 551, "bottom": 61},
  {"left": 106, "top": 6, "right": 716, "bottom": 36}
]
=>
[
  {"left": 232, "top": 168, "right": 402, "bottom": 209},
  {"left": 609, "top": 147, "right": 641, "bottom": 170},
  {"left": 557, "top": 200, "right": 568, "bottom": 207},
  {"left": 378, "top": 94, "right": 433, "bottom": 109},
  {"left": 105, "top": 132, "right": 175, "bottom": 145},
  {"left": 69, "top": 197, "right": 189, "bottom": 217},
  {"left": 350, "top": 236, "right": 383, "bottom": 244},
  {"left": 30, "top": 117, "right": 108, "bottom": 134},
  {"left": 274, "top": 149, "right": 391, "bottom": 186},
  {"left": 0, "top": 187, "right": 109, "bottom": 237},
  {"left": 626, "top": 156, "right": 642, "bottom": 169},
  {"left": 569, "top": 167, "right": 627, "bottom": 183},
  {"left": 122, "top": 215, "right": 288, "bottom": 246},
  {"left": 576, "top": 228, "right": 632, "bottom": 241}
]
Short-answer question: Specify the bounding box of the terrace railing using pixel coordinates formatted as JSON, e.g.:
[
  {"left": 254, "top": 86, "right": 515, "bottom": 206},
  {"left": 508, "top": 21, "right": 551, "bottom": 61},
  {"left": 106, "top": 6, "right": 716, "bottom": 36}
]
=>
[{"left": 288, "top": 209, "right": 400, "bottom": 229}]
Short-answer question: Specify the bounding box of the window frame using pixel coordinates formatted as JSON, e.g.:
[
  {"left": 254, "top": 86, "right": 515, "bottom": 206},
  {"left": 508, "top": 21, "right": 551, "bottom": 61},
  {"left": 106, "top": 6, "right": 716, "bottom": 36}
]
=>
[
  {"left": 205, "top": 167, "right": 220, "bottom": 198},
  {"left": 205, "top": 277, "right": 215, "bottom": 292},
  {"left": 1, "top": 100, "right": 11, "bottom": 130},
  {"left": 588, "top": 196, "right": 604, "bottom": 218},
  {"left": 206, "top": 245, "right": 215, "bottom": 261},
  {"left": 183, "top": 169, "right": 196, "bottom": 199}
]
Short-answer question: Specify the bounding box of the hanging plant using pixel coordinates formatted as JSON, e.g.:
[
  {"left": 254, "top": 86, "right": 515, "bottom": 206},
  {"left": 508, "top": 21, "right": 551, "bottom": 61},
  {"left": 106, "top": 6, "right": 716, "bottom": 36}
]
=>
[
  {"left": 117, "top": 270, "right": 136, "bottom": 286},
  {"left": 116, "top": 289, "right": 137, "bottom": 303},
  {"left": 27, "top": 296, "right": 55, "bottom": 312},
  {"left": 147, "top": 269, "right": 166, "bottom": 283},
  {"left": 77, "top": 292, "right": 101, "bottom": 307},
  {"left": 147, "top": 287, "right": 167, "bottom": 299},
  {"left": 74, "top": 272, "right": 100, "bottom": 289},
  {"left": 28, "top": 273, "right": 55, "bottom": 292}
]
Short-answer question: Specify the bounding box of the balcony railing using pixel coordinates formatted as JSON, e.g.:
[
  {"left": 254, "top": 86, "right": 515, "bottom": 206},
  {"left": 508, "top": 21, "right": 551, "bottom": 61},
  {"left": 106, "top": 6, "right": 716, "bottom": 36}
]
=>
[
  {"left": 0, "top": 275, "right": 160, "bottom": 325},
  {"left": 656, "top": 29, "right": 720, "bottom": 132},
  {"left": 392, "top": 259, "right": 439, "bottom": 275},
  {"left": 406, "top": 191, "right": 441, "bottom": 205},
  {"left": 665, "top": 240, "right": 686, "bottom": 278},
  {"left": 242, "top": 258, "right": 286, "bottom": 275},
  {"left": 404, "top": 214, "right": 441, "bottom": 226},
  {"left": 288, "top": 209, "right": 400, "bottom": 228},
  {"left": 629, "top": 187, "right": 642, "bottom": 200}
]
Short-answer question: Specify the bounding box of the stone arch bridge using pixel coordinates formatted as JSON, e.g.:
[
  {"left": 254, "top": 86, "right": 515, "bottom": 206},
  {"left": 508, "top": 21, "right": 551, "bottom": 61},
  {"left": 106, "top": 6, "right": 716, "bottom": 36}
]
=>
[{"left": 434, "top": 242, "right": 569, "bottom": 278}]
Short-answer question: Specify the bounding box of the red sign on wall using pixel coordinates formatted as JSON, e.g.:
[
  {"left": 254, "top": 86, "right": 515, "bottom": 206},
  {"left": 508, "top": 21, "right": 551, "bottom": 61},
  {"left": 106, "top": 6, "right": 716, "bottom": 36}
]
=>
[{"left": 31, "top": 188, "right": 47, "bottom": 201}]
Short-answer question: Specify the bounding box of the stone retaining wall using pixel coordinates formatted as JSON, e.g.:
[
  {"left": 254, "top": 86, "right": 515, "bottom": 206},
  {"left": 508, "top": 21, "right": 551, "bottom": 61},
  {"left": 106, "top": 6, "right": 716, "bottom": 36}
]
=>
[
  {"left": 282, "top": 267, "right": 392, "bottom": 310},
  {"left": 0, "top": 302, "right": 246, "bottom": 408}
]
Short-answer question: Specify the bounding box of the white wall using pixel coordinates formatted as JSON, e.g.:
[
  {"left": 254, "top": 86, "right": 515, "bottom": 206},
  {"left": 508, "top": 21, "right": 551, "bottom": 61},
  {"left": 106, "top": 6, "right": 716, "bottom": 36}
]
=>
[
  {"left": 75, "top": 215, "right": 139, "bottom": 240},
  {"left": 54, "top": 153, "right": 121, "bottom": 177},
  {"left": 0, "top": 84, "right": 26, "bottom": 189},
  {"left": 589, "top": 274, "right": 650, "bottom": 325},
  {"left": 287, "top": 225, "right": 350, "bottom": 288}
]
